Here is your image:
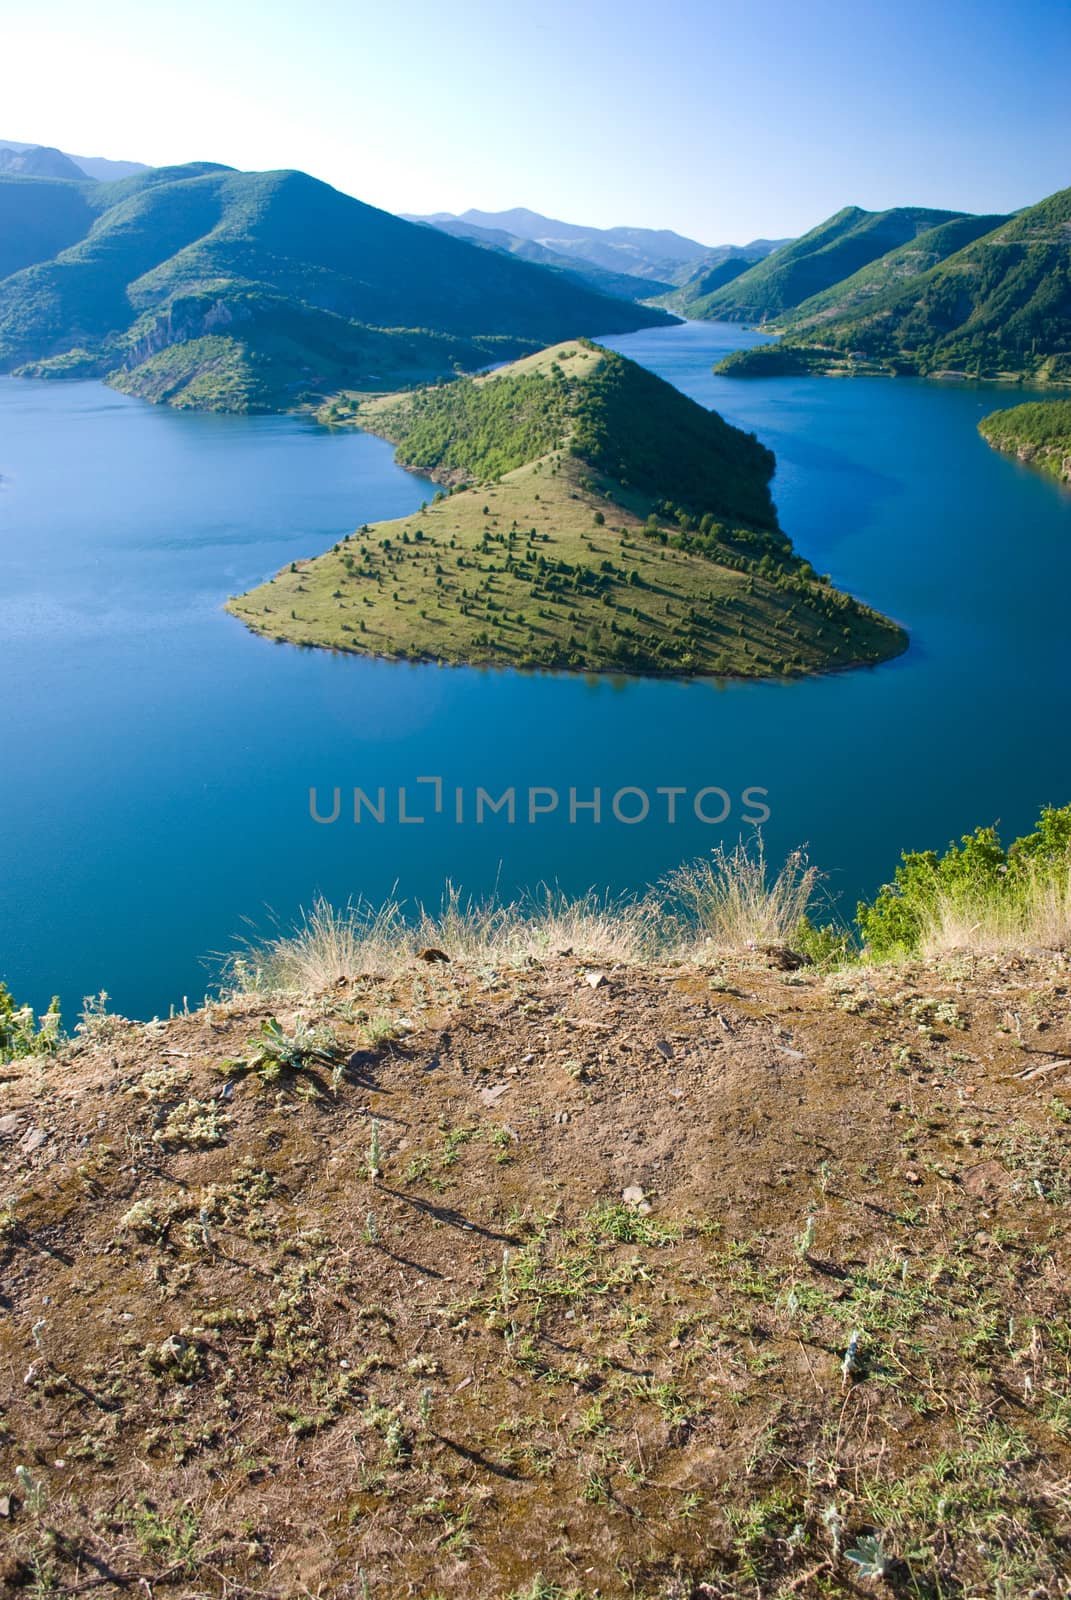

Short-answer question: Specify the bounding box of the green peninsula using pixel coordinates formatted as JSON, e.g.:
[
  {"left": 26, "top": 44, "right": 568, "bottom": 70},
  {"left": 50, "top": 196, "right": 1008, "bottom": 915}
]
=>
[
  {"left": 979, "top": 400, "right": 1071, "bottom": 485},
  {"left": 228, "top": 341, "right": 906, "bottom": 677}
]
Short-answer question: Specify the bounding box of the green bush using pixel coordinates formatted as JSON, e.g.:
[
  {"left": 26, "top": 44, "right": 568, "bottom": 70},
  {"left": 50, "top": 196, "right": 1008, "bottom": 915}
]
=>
[
  {"left": 0, "top": 983, "right": 62, "bottom": 1063},
  {"left": 857, "top": 803, "right": 1071, "bottom": 958},
  {"left": 793, "top": 917, "right": 858, "bottom": 969}
]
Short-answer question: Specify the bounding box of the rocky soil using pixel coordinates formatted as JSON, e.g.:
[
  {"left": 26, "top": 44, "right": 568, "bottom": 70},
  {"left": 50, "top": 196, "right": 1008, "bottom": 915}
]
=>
[{"left": 1, "top": 950, "right": 1069, "bottom": 1597}]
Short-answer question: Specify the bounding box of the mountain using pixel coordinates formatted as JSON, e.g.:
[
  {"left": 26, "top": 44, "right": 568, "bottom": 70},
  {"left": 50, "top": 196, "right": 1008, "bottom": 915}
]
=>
[
  {"left": 416, "top": 217, "right": 671, "bottom": 301},
  {"left": 0, "top": 144, "right": 86, "bottom": 180},
  {"left": 774, "top": 187, "right": 1071, "bottom": 379},
  {"left": 408, "top": 206, "right": 714, "bottom": 281},
  {"left": 777, "top": 212, "right": 1010, "bottom": 333},
  {"left": 65, "top": 152, "right": 150, "bottom": 181},
  {"left": 412, "top": 210, "right": 790, "bottom": 303},
  {"left": 691, "top": 205, "right": 969, "bottom": 323},
  {"left": 0, "top": 139, "right": 149, "bottom": 181},
  {"left": 662, "top": 239, "right": 792, "bottom": 293},
  {"left": 0, "top": 174, "right": 97, "bottom": 280},
  {"left": 659, "top": 245, "right": 791, "bottom": 316},
  {"left": 230, "top": 339, "right": 906, "bottom": 677},
  {"left": 0, "top": 164, "right": 674, "bottom": 411}
]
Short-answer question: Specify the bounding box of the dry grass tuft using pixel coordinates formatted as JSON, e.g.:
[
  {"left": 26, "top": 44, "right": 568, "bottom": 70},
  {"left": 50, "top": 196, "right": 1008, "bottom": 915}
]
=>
[
  {"left": 225, "top": 885, "right": 663, "bottom": 996},
  {"left": 663, "top": 838, "right": 819, "bottom": 956},
  {"left": 224, "top": 896, "right": 410, "bottom": 993},
  {"left": 918, "top": 862, "right": 1071, "bottom": 960},
  {"left": 222, "top": 840, "right": 827, "bottom": 999}
]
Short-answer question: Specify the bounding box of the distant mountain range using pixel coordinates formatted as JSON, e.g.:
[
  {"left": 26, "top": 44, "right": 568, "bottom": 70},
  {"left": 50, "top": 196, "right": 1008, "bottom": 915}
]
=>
[
  {"left": 407, "top": 207, "right": 789, "bottom": 303},
  {"left": 708, "top": 187, "right": 1071, "bottom": 381},
  {"left": 0, "top": 163, "right": 673, "bottom": 411},
  {"left": 419, "top": 218, "right": 674, "bottom": 301},
  {"left": 0, "top": 139, "right": 148, "bottom": 182}
]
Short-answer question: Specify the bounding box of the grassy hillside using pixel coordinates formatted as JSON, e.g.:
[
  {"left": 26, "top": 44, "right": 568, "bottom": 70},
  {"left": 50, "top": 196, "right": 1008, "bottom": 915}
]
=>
[
  {"left": 762, "top": 188, "right": 1071, "bottom": 380},
  {"left": 0, "top": 165, "right": 673, "bottom": 411},
  {"left": 979, "top": 399, "right": 1071, "bottom": 484},
  {"left": 228, "top": 341, "right": 906, "bottom": 677},
  {"left": 1, "top": 914, "right": 1069, "bottom": 1597},
  {"left": 687, "top": 205, "right": 968, "bottom": 324}
]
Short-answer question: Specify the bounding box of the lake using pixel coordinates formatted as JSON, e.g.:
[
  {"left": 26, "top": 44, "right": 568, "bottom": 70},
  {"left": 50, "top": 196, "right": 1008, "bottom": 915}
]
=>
[{"left": 2, "top": 321, "right": 1069, "bottom": 1018}]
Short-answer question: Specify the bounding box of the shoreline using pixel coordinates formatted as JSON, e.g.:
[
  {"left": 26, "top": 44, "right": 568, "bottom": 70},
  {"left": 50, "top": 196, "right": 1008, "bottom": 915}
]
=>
[
  {"left": 227, "top": 343, "right": 908, "bottom": 681},
  {"left": 227, "top": 601, "right": 910, "bottom": 684}
]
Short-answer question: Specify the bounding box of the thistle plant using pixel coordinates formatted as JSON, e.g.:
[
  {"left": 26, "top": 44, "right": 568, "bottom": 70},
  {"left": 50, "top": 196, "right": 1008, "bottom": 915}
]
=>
[
  {"left": 15, "top": 1464, "right": 45, "bottom": 1514},
  {"left": 219, "top": 1016, "right": 347, "bottom": 1087},
  {"left": 820, "top": 1502, "right": 844, "bottom": 1557},
  {"left": 845, "top": 1533, "right": 893, "bottom": 1579},
  {"left": 418, "top": 1387, "right": 433, "bottom": 1429}
]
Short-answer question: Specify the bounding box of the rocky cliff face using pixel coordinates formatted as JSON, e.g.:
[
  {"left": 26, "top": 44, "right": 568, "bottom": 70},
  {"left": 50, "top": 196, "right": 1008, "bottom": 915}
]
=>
[
  {"left": 1011, "top": 439, "right": 1071, "bottom": 485},
  {"left": 120, "top": 294, "right": 248, "bottom": 367}
]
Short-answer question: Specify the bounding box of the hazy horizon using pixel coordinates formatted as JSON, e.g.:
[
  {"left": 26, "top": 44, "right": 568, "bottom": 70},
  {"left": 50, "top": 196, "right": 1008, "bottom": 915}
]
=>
[
  {"left": 1, "top": 143, "right": 1064, "bottom": 251},
  {"left": 4, "top": 0, "right": 1068, "bottom": 243}
]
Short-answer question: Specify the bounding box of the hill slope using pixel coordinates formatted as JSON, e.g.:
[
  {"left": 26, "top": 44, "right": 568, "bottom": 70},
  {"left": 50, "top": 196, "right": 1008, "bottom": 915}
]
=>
[
  {"left": 778, "top": 212, "right": 1010, "bottom": 332},
  {"left": 0, "top": 166, "right": 673, "bottom": 411},
  {"left": 0, "top": 174, "right": 97, "bottom": 279},
  {"left": 775, "top": 187, "right": 1071, "bottom": 378},
  {"left": 228, "top": 340, "right": 906, "bottom": 677},
  {"left": 658, "top": 248, "right": 785, "bottom": 317},
  {"left": 0, "top": 945, "right": 1068, "bottom": 1597},
  {"left": 690, "top": 205, "right": 968, "bottom": 323}
]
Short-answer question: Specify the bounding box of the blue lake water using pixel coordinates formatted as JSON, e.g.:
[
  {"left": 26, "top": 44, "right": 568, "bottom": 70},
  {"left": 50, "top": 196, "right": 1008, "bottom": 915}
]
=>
[{"left": 2, "top": 320, "right": 1069, "bottom": 1018}]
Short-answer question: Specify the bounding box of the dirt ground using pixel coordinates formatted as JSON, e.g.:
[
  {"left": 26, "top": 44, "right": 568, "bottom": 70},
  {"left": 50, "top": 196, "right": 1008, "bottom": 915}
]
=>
[{"left": 1, "top": 950, "right": 1069, "bottom": 1598}]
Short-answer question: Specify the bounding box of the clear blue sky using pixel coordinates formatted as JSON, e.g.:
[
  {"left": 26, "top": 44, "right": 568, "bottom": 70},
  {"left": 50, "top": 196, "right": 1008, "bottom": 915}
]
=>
[{"left": 6, "top": 0, "right": 1069, "bottom": 242}]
